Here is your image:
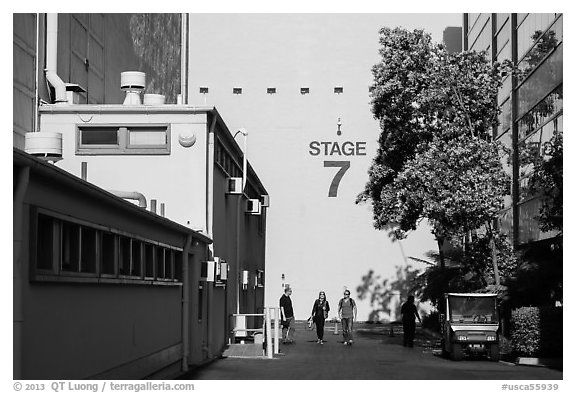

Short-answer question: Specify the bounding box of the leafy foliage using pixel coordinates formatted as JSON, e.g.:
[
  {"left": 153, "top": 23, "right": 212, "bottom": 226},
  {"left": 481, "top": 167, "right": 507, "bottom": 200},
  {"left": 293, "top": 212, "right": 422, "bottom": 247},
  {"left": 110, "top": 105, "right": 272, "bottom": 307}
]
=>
[
  {"left": 129, "top": 14, "right": 181, "bottom": 103},
  {"left": 415, "top": 234, "right": 519, "bottom": 307},
  {"left": 510, "top": 306, "right": 563, "bottom": 357},
  {"left": 358, "top": 27, "right": 510, "bottom": 246},
  {"left": 528, "top": 130, "right": 563, "bottom": 233}
]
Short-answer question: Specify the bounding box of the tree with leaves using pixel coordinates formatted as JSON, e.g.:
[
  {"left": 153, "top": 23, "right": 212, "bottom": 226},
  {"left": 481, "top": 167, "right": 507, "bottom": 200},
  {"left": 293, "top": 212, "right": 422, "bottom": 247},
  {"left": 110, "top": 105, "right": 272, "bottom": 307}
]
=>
[
  {"left": 129, "top": 14, "right": 182, "bottom": 103},
  {"left": 358, "top": 27, "right": 511, "bottom": 285}
]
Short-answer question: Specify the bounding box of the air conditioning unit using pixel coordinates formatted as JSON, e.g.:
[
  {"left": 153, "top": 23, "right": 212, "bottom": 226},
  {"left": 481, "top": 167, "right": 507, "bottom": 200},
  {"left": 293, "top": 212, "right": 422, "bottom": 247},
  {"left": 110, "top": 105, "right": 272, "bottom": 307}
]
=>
[
  {"left": 246, "top": 199, "right": 261, "bottom": 215},
  {"left": 227, "top": 177, "right": 243, "bottom": 194},
  {"left": 256, "top": 270, "right": 265, "bottom": 287},
  {"left": 220, "top": 262, "right": 228, "bottom": 280},
  {"left": 200, "top": 261, "right": 215, "bottom": 282},
  {"left": 261, "top": 194, "right": 270, "bottom": 207}
]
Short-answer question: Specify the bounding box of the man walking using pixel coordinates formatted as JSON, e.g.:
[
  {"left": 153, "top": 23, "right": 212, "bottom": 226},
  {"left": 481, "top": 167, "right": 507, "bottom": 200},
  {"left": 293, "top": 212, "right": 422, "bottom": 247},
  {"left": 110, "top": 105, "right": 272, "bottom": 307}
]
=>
[
  {"left": 338, "top": 290, "right": 357, "bottom": 345},
  {"left": 280, "top": 287, "right": 295, "bottom": 344},
  {"left": 401, "top": 295, "right": 422, "bottom": 347}
]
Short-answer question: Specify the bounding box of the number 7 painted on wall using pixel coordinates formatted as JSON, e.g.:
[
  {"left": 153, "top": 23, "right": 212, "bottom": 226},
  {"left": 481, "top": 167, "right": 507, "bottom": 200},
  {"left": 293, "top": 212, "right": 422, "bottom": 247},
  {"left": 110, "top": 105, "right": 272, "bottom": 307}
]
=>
[{"left": 323, "top": 161, "right": 350, "bottom": 197}]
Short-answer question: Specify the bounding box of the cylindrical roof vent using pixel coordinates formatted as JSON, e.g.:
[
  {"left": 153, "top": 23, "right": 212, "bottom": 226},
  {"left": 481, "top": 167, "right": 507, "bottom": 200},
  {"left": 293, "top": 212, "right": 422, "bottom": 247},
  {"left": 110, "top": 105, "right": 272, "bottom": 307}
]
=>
[
  {"left": 24, "top": 132, "right": 63, "bottom": 162},
  {"left": 121, "top": 71, "right": 145, "bottom": 105},
  {"left": 143, "top": 93, "right": 165, "bottom": 105}
]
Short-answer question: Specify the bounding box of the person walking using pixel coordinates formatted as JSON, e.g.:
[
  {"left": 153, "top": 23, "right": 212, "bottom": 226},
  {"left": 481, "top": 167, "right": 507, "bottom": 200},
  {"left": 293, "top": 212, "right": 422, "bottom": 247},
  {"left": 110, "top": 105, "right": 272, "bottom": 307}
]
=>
[
  {"left": 310, "top": 291, "right": 330, "bottom": 344},
  {"left": 338, "top": 289, "right": 357, "bottom": 345},
  {"left": 400, "top": 295, "right": 422, "bottom": 347},
  {"left": 280, "top": 286, "right": 295, "bottom": 344}
]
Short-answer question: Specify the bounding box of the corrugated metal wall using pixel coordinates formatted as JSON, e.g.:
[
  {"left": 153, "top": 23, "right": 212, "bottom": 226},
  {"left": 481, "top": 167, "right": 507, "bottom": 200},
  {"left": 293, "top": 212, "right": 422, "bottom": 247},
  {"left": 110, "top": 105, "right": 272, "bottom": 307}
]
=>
[{"left": 13, "top": 13, "right": 37, "bottom": 149}]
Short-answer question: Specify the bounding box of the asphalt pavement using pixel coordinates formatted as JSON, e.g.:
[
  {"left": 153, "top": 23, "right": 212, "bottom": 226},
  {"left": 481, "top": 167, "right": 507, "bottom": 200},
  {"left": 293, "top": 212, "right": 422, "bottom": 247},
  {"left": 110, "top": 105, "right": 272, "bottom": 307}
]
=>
[{"left": 179, "top": 320, "right": 563, "bottom": 380}]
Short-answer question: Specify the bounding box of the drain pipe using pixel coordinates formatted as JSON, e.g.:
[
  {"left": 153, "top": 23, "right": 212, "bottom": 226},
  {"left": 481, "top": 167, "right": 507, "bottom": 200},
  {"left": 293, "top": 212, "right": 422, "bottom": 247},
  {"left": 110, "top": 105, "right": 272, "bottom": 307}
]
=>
[
  {"left": 13, "top": 166, "right": 30, "bottom": 380},
  {"left": 182, "top": 234, "right": 192, "bottom": 372},
  {"left": 107, "top": 190, "right": 147, "bottom": 208},
  {"left": 46, "top": 13, "right": 67, "bottom": 104}
]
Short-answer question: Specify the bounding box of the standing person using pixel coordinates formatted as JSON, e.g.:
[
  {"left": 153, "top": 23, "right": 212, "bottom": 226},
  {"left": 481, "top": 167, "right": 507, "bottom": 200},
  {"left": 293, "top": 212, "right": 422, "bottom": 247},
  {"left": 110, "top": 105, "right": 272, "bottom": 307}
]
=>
[
  {"left": 400, "top": 295, "right": 422, "bottom": 347},
  {"left": 338, "top": 289, "right": 357, "bottom": 345},
  {"left": 279, "top": 287, "right": 295, "bottom": 344},
  {"left": 310, "top": 291, "right": 330, "bottom": 344}
]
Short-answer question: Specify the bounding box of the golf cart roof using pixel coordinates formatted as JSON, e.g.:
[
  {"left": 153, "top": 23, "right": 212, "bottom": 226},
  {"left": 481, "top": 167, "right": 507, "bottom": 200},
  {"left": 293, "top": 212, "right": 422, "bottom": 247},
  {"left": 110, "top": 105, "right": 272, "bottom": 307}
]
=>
[{"left": 445, "top": 293, "right": 497, "bottom": 298}]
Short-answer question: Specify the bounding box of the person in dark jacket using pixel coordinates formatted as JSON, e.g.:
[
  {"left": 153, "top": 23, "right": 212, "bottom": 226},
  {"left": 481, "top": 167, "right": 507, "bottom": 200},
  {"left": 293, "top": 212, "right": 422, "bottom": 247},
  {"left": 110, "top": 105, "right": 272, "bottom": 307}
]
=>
[
  {"left": 310, "top": 291, "right": 330, "bottom": 344},
  {"left": 400, "top": 295, "right": 421, "bottom": 347}
]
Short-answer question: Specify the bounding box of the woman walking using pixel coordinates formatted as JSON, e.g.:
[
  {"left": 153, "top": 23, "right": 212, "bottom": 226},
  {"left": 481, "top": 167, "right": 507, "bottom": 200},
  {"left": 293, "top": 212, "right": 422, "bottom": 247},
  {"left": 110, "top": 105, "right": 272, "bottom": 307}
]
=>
[{"left": 310, "top": 291, "right": 330, "bottom": 344}]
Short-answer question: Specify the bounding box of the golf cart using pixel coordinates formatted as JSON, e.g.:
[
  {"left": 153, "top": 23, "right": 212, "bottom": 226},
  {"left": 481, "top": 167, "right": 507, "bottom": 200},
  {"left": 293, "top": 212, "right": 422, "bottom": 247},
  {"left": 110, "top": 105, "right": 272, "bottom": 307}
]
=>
[{"left": 440, "top": 293, "right": 500, "bottom": 361}]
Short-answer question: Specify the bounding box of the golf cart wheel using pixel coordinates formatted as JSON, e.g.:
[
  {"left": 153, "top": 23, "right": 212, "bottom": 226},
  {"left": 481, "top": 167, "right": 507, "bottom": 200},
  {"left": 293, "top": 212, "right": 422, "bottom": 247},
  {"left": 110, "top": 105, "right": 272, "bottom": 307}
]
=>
[
  {"left": 450, "top": 344, "right": 464, "bottom": 361},
  {"left": 488, "top": 344, "right": 500, "bottom": 361}
]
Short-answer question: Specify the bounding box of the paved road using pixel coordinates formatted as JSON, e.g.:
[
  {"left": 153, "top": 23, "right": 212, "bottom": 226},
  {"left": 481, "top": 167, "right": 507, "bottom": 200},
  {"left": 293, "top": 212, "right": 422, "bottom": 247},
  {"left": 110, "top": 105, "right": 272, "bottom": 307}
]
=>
[{"left": 182, "top": 321, "right": 562, "bottom": 380}]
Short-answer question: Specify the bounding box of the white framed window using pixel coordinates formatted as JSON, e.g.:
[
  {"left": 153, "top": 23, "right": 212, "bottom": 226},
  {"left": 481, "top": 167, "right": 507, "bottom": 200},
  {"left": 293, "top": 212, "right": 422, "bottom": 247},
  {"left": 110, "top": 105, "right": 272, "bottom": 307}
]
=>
[{"left": 77, "top": 124, "right": 170, "bottom": 155}]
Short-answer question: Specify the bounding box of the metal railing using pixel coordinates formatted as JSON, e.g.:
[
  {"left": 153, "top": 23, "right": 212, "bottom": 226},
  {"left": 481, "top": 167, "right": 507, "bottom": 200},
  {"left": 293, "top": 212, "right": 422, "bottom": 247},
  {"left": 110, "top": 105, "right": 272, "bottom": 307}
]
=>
[{"left": 230, "top": 307, "right": 280, "bottom": 359}]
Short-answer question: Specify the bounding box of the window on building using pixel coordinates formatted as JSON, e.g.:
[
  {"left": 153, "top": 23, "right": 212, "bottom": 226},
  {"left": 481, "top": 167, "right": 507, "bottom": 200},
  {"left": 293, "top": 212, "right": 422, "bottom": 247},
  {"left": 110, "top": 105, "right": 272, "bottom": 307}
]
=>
[
  {"left": 300, "top": 87, "right": 310, "bottom": 95},
  {"left": 119, "top": 236, "right": 131, "bottom": 276},
  {"left": 215, "top": 138, "right": 242, "bottom": 177},
  {"left": 77, "top": 125, "right": 170, "bottom": 155},
  {"left": 32, "top": 211, "right": 185, "bottom": 283},
  {"left": 101, "top": 231, "right": 116, "bottom": 275},
  {"left": 79, "top": 127, "right": 119, "bottom": 146},
  {"left": 517, "top": 15, "right": 563, "bottom": 83},
  {"left": 156, "top": 247, "right": 165, "bottom": 279},
  {"left": 267, "top": 87, "right": 276, "bottom": 94},
  {"left": 174, "top": 251, "right": 183, "bottom": 281},
  {"left": 334, "top": 87, "right": 344, "bottom": 94},
  {"left": 132, "top": 240, "right": 143, "bottom": 277},
  {"left": 36, "top": 214, "right": 55, "bottom": 271},
  {"left": 233, "top": 87, "right": 242, "bottom": 94},
  {"left": 165, "top": 249, "right": 174, "bottom": 279},
  {"left": 199, "top": 87, "right": 209, "bottom": 94},
  {"left": 144, "top": 243, "right": 154, "bottom": 278},
  {"left": 61, "top": 221, "right": 80, "bottom": 272},
  {"left": 128, "top": 127, "right": 167, "bottom": 147},
  {"left": 80, "top": 226, "right": 97, "bottom": 273},
  {"left": 517, "top": 13, "right": 559, "bottom": 62}
]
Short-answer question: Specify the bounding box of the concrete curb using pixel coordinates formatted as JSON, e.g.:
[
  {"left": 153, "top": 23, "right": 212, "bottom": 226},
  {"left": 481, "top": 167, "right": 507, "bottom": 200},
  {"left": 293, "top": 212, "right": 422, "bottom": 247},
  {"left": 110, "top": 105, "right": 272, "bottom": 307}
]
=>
[{"left": 515, "top": 357, "right": 563, "bottom": 369}]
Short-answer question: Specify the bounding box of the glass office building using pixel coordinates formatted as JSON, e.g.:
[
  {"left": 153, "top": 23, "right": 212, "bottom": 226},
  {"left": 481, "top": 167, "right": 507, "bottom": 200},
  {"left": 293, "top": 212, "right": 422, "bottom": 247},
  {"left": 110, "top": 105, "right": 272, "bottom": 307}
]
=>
[
  {"left": 463, "top": 14, "right": 563, "bottom": 306},
  {"left": 464, "top": 14, "right": 562, "bottom": 248}
]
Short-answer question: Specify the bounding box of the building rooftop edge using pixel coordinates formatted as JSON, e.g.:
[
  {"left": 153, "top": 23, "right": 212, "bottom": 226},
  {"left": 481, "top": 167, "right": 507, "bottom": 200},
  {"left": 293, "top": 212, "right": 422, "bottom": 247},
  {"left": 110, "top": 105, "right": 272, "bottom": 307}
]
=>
[{"left": 13, "top": 148, "right": 213, "bottom": 244}]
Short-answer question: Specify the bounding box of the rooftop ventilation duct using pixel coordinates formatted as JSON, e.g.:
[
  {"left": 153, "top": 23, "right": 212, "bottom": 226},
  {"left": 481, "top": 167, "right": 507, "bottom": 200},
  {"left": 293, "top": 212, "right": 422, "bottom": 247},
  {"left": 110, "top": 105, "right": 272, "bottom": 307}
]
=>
[
  {"left": 24, "top": 132, "right": 63, "bottom": 162},
  {"left": 121, "top": 71, "right": 145, "bottom": 105},
  {"left": 45, "top": 14, "right": 67, "bottom": 104}
]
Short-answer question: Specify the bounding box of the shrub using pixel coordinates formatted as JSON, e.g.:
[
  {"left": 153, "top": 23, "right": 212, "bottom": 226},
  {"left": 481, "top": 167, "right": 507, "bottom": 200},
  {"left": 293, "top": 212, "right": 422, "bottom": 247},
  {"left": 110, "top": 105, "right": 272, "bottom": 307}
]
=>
[
  {"left": 422, "top": 311, "right": 441, "bottom": 333},
  {"left": 510, "top": 306, "right": 562, "bottom": 357}
]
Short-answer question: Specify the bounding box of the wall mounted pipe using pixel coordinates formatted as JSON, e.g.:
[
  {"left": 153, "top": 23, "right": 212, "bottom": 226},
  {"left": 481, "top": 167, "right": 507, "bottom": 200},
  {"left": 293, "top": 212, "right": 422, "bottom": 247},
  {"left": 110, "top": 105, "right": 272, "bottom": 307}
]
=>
[
  {"left": 107, "top": 190, "right": 147, "bottom": 208},
  {"left": 46, "top": 14, "right": 67, "bottom": 104},
  {"left": 13, "top": 166, "right": 30, "bottom": 379},
  {"left": 181, "top": 234, "right": 192, "bottom": 372}
]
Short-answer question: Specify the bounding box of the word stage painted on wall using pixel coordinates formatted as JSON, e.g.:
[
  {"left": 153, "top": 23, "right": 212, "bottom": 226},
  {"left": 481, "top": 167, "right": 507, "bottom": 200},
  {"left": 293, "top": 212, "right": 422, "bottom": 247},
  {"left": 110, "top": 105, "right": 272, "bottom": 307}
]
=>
[{"left": 308, "top": 123, "right": 367, "bottom": 197}]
